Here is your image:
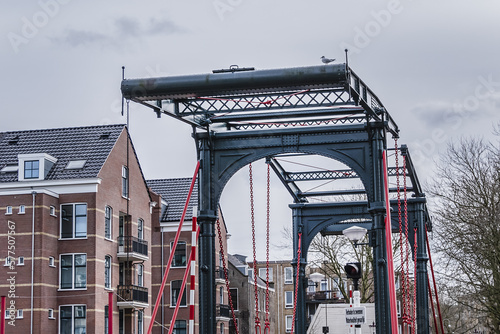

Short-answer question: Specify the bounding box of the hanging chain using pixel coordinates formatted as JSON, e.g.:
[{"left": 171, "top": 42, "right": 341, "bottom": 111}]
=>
[
  {"left": 216, "top": 219, "right": 240, "bottom": 334},
  {"left": 403, "top": 155, "right": 412, "bottom": 327},
  {"left": 413, "top": 226, "right": 418, "bottom": 332},
  {"left": 249, "top": 163, "right": 261, "bottom": 334},
  {"left": 264, "top": 163, "right": 271, "bottom": 334},
  {"left": 395, "top": 139, "right": 408, "bottom": 326},
  {"left": 291, "top": 232, "right": 302, "bottom": 334}
]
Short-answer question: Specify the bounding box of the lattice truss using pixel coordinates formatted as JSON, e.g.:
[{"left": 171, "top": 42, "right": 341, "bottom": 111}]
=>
[{"left": 121, "top": 65, "right": 398, "bottom": 135}]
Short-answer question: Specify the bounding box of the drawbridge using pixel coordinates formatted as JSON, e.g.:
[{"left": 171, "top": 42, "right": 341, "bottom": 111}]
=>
[{"left": 122, "top": 63, "right": 435, "bottom": 334}]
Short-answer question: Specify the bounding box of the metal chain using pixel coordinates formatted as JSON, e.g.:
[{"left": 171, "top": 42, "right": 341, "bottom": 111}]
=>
[
  {"left": 290, "top": 232, "right": 302, "bottom": 334},
  {"left": 264, "top": 163, "right": 271, "bottom": 334},
  {"left": 413, "top": 226, "right": 418, "bottom": 332},
  {"left": 249, "top": 163, "right": 261, "bottom": 334},
  {"left": 395, "top": 139, "right": 409, "bottom": 326},
  {"left": 216, "top": 218, "right": 240, "bottom": 334},
  {"left": 403, "top": 155, "right": 412, "bottom": 327}
]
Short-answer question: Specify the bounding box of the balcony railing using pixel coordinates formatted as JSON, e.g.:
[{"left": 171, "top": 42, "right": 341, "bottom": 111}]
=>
[
  {"left": 117, "top": 236, "right": 148, "bottom": 261},
  {"left": 216, "top": 304, "right": 230, "bottom": 318},
  {"left": 116, "top": 285, "right": 148, "bottom": 308}
]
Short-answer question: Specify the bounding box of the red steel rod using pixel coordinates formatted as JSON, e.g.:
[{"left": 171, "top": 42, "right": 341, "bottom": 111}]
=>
[
  {"left": 426, "top": 226, "right": 445, "bottom": 334},
  {"left": 383, "top": 151, "right": 399, "bottom": 333},
  {"left": 108, "top": 291, "right": 113, "bottom": 334},
  {"left": 1, "top": 296, "right": 6, "bottom": 334}
]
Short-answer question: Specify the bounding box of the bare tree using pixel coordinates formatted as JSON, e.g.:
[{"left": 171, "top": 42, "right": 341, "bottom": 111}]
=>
[{"left": 429, "top": 135, "right": 500, "bottom": 332}]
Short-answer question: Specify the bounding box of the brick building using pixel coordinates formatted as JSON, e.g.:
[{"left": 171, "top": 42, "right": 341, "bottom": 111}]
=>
[
  {"left": 0, "top": 124, "right": 153, "bottom": 333},
  {"left": 147, "top": 178, "right": 231, "bottom": 334}
]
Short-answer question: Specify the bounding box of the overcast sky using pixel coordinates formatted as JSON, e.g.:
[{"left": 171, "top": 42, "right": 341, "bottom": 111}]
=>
[{"left": 2, "top": 1, "right": 499, "bottom": 260}]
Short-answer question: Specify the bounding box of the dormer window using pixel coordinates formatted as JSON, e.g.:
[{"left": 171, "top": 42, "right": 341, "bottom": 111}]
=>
[
  {"left": 24, "top": 160, "right": 40, "bottom": 179},
  {"left": 18, "top": 153, "right": 57, "bottom": 181}
]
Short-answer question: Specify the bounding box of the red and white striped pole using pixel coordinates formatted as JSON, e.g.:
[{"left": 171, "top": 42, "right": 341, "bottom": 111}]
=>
[{"left": 189, "top": 206, "right": 198, "bottom": 334}]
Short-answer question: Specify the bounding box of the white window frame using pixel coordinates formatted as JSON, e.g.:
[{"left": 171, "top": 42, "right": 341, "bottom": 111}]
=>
[
  {"left": 104, "top": 255, "right": 112, "bottom": 290},
  {"left": 122, "top": 166, "right": 129, "bottom": 198},
  {"left": 18, "top": 205, "right": 25, "bottom": 214},
  {"left": 137, "top": 310, "right": 144, "bottom": 334},
  {"left": 60, "top": 203, "right": 87, "bottom": 239},
  {"left": 50, "top": 206, "right": 56, "bottom": 217},
  {"left": 59, "top": 253, "right": 87, "bottom": 290},
  {"left": 171, "top": 241, "right": 187, "bottom": 268},
  {"left": 259, "top": 267, "right": 273, "bottom": 282},
  {"left": 16, "top": 309, "right": 23, "bottom": 319},
  {"left": 285, "top": 315, "right": 293, "bottom": 332},
  {"left": 137, "top": 264, "right": 144, "bottom": 287},
  {"left": 49, "top": 256, "right": 56, "bottom": 267},
  {"left": 4, "top": 257, "right": 12, "bottom": 267},
  {"left": 48, "top": 308, "right": 55, "bottom": 319},
  {"left": 17, "top": 256, "right": 24, "bottom": 266},
  {"left": 284, "top": 267, "right": 293, "bottom": 284},
  {"left": 104, "top": 206, "right": 112, "bottom": 240},
  {"left": 59, "top": 305, "right": 86, "bottom": 334},
  {"left": 285, "top": 291, "right": 294, "bottom": 308},
  {"left": 5, "top": 206, "right": 12, "bottom": 215},
  {"left": 320, "top": 279, "right": 328, "bottom": 291},
  {"left": 229, "top": 288, "right": 238, "bottom": 311},
  {"left": 307, "top": 279, "right": 316, "bottom": 293},
  {"left": 138, "top": 218, "right": 144, "bottom": 240},
  {"left": 170, "top": 280, "right": 187, "bottom": 307}
]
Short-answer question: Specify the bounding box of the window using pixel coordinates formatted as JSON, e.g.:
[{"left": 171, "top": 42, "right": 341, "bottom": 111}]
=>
[
  {"left": 104, "top": 256, "right": 112, "bottom": 289},
  {"left": 4, "top": 257, "right": 12, "bottom": 266},
  {"left": 4, "top": 311, "right": 8, "bottom": 319},
  {"left": 307, "top": 280, "right": 315, "bottom": 293},
  {"left": 284, "top": 267, "right": 293, "bottom": 284},
  {"left": 24, "top": 160, "right": 39, "bottom": 179},
  {"left": 219, "top": 286, "right": 224, "bottom": 304},
  {"left": 18, "top": 256, "right": 24, "bottom": 266},
  {"left": 320, "top": 279, "right": 328, "bottom": 291},
  {"left": 105, "top": 206, "right": 112, "bottom": 240},
  {"left": 48, "top": 308, "right": 55, "bottom": 319},
  {"left": 259, "top": 267, "right": 273, "bottom": 282},
  {"left": 50, "top": 206, "right": 56, "bottom": 216},
  {"left": 122, "top": 166, "right": 129, "bottom": 198},
  {"left": 229, "top": 289, "right": 238, "bottom": 310},
  {"left": 172, "top": 241, "right": 187, "bottom": 267},
  {"left": 285, "top": 291, "right": 293, "bottom": 308},
  {"left": 60, "top": 254, "right": 86, "bottom": 290},
  {"left": 5, "top": 206, "right": 12, "bottom": 215},
  {"left": 49, "top": 256, "right": 55, "bottom": 267},
  {"left": 119, "top": 309, "right": 124, "bottom": 334},
  {"left": 173, "top": 320, "right": 187, "bottom": 334},
  {"left": 16, "top": 309, "right": 23, "bottom": 319},
  {"left": 171, "top": 280, "right": 186, "bottom": 307},
  {"left": 248, "top": 269, "right": 254, "bottom": 281},
  {"left": 61, "top": 204, "right": 87, "bottom": 239},
  {"left": 138, "top": 218, "right": 144, "bottom": 240},
  {"left": 18, "top": 205, "right": 25, "bottom": 214},
  {"left": 137, "top": 310, "right": 143, "bottom": 334},
  {"left": 137, "top": 264, "right": 144, "bottom": 287},
  {"left": 60, "top": 305, "right": 86, "bottom": 334},
  {"left": 104, "top": 306, "right": 109, "bottom": 334},
  {"left": 65, "top": 160, "right": 86, "bottom": 170},
  {"left": 285, "top": 315, "right": 293, "bottom": 332},
  {"left": 220, "top": 323, "right": 224, "bottom": 334}
]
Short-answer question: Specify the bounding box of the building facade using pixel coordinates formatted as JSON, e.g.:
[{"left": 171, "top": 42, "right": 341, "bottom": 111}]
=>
[{"left": 0, "top": 124, "right": 153, "bottom": 333}]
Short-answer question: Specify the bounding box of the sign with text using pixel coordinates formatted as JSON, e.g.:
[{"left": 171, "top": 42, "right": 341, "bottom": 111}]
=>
[{"left": 345, "top": 306, "right": 366, "bottom": 325}]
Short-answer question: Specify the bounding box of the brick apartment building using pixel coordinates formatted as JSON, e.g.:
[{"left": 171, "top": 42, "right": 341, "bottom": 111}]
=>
[
  {"left": 147, "top": 178, "right": 231, "bottom": 334},
  {"left": 250, "top": 260, "right": 294, "bottom": 333},
  {"left": 0, "top": 124, "right": 153, "bottom": 333}
]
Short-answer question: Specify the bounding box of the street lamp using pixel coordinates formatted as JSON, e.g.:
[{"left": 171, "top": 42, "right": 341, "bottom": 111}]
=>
[{"left": 342, "top": 226, "right": 368, "bottom": 248}]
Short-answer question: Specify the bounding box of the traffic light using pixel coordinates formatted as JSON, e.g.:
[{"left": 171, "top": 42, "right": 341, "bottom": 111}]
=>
[{"left": 344, "top": 262, "right": 362, "bottom": 279}]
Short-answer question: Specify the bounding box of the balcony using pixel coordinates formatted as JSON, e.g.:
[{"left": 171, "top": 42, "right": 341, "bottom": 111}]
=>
[
  {"left": 216, "top": 304, "right": 231, "bottom": 319},
  {"left": 117, "top": 236, "right": 149, "bottom": 261},
  {"left": 116, "top": 285, "right": 149, "bottom": 309}
]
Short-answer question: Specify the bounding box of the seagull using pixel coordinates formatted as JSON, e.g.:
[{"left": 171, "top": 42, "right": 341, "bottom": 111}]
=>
[{"left": 321, "top": 56, "right": 335, "bottom": 64}]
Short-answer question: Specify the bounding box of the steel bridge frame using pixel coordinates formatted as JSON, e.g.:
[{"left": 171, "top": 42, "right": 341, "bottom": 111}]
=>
[{"left": 122, "top": 64, "right": 430, "bottom": 334}]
